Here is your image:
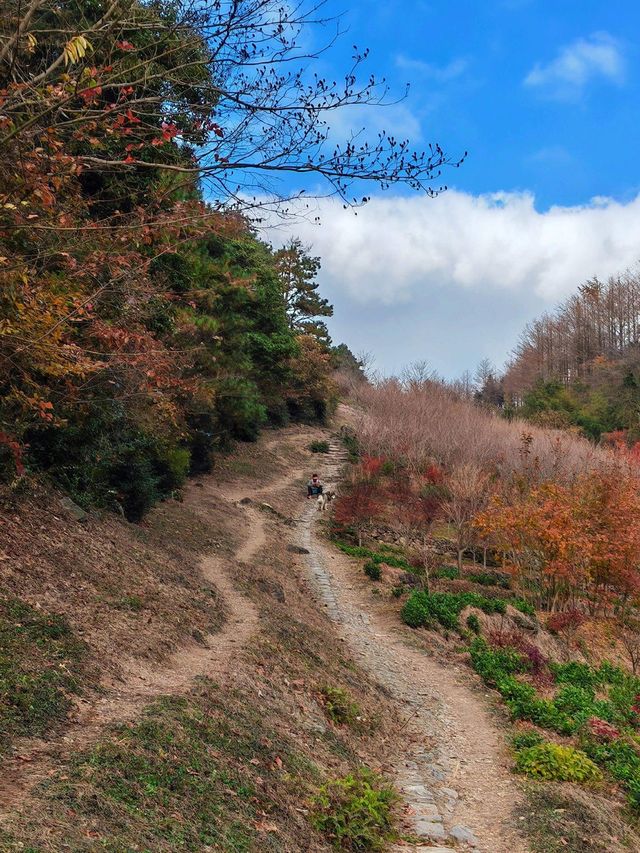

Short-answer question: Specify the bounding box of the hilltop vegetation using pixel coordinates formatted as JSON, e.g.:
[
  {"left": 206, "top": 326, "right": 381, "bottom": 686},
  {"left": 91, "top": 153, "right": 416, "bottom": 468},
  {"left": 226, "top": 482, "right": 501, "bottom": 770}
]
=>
[
  {"left": 472, "top": 269, "right": 640, "bottom": 444},
  {"left": 0, "top": 0, "right": 452, "bottom": 519}
]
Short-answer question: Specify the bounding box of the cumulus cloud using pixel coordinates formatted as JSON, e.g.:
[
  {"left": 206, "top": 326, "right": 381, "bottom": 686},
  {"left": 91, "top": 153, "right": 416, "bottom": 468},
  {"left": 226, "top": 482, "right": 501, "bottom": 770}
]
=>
[
  {"left": 262, "top": 189, "right": 640, "bottom": 375},
  {"left": 266, "top": 190, "right": 640, "bottom": 304},
  {"left": 524, "top": 32, "right": 625, "bottom": 100}
]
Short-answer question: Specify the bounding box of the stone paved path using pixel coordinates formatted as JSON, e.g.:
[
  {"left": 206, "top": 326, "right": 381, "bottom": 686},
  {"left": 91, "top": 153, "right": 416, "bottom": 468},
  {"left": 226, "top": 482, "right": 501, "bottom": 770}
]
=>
[{"left": 299, "top": 441, "right": 529, "bottom": 853}]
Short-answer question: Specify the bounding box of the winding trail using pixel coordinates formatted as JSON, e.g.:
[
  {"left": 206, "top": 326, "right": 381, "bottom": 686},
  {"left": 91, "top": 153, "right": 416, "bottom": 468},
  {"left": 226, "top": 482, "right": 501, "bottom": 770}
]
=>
[
  {"left": 300, "top": 441, "right": 529, "bottom": 853},
  {"left": 2, "top": 427, "right": 530, "bottom": 853},
  {"left": 0, "top": 481, "right": 262, "bottom": 815}
]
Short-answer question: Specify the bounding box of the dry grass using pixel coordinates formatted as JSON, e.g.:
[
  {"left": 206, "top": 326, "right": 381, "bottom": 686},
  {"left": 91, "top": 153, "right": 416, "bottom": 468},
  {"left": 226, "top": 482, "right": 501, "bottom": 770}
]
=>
[{"left": 353, "top": 379, "right": 617, "bottom": 481}]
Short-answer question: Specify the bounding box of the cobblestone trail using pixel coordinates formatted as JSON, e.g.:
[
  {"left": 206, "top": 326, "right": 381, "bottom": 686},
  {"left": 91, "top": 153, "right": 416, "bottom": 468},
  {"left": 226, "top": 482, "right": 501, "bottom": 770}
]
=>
[{"left": 299, "top": 441, "right": 528, "bottom": 853}]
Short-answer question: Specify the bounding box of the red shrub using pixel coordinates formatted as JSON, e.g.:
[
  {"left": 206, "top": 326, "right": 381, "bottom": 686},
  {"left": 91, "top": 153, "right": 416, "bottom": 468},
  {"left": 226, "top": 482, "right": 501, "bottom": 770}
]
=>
[
  {"left": 546, "top": 609, "right": 586, "bottom": 635},
  {"left": 423, "top": 462, "right": 445, "bottom": 484},
  {"left": 488, "top": 628, "right": 547, "bottom": 674},
  {"left": 587, "top": 717, "right": 620, "bottom": 742},
  {"left": 361, "top": 455, "right": 386, "bottom": 477}
]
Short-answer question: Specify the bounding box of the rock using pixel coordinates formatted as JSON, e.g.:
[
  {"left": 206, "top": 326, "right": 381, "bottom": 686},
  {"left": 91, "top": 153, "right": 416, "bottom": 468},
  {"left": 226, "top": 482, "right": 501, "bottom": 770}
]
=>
[
  {"left": 400, "top": 572, "right": 421, "bottom": 587},
  {"left": 449, "top": 825, "right": 478, "bottom": 847},
  {"left": 238, "top": 497, "right": 252, "bottom": 505},
  {"left": 403, "top": 784, "right": 435, "bottom": 802},
  {"left": 287, "top": 544, "right": 310, "bottom": 554},
  {"left": 59, "top": 496, "right": 88, "bottom": 522},
  {"left": 412, "top": 848, "right": 457, "bottom": 853},
  {"left": 256, "top": 578, "right": 286, "bottom": 603},
  {"left": 510, "top": 609, "right": 538, "bottom": 633},
  {"left": 413, "top": 802, "right": 440, "bottom": 818},
  {"left": 414, "top": 817, "right": 446, "bottom": 840}
]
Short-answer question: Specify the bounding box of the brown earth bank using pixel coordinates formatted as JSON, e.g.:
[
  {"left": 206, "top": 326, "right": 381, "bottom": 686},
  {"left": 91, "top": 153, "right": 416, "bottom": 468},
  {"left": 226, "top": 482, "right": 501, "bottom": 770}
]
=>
[{"left": 0, "top": 416, "right": 628, "bottom": 852}]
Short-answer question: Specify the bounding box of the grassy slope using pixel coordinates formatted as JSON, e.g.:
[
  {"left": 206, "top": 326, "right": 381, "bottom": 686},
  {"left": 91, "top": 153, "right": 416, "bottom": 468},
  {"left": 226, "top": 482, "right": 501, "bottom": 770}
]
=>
[{"left": 0, "top": 427, "right": 400, "bottom": 852}]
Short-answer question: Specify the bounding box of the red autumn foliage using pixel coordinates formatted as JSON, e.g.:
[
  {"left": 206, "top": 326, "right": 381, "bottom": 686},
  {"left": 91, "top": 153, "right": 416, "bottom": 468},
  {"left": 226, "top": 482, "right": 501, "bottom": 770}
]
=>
[
  {"left": 0, "top": 431, "right": 25, "bottom": 477},
  {"left": 488, "top": 628, "right": 547, "bottom": 674},
  {"left": 423, "top": 462, "right": 445, "bottom": 484},
  {"left": 333, "top": 475, "right": 383, "bottom": 546},
  {"left": 546, "top": 610, "right": 586, "bottom": 635},
  {"left": 476, "top": 468, "right": 640, "bottom": 613},
  {"left": 587, "top": 717, "right": 620, "bottom": 742},
  {"left": 361, "top": 455, "right": 386, "bottom": 477}
]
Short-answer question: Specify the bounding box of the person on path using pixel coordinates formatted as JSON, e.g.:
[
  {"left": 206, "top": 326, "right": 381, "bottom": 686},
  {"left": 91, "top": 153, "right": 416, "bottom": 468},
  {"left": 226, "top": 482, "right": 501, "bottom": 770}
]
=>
[{"left": 307, "top": 474, "right": 324, "bottom": 498}]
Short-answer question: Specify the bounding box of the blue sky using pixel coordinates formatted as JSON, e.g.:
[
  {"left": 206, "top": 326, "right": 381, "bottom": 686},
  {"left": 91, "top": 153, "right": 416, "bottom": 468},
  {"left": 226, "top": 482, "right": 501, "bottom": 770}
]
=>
[
  {"left": 318, "top": 0, "right": 639, "bottom": 208},
  {"left": 266, "top": 1, "right": 640, "bottom": 378}
]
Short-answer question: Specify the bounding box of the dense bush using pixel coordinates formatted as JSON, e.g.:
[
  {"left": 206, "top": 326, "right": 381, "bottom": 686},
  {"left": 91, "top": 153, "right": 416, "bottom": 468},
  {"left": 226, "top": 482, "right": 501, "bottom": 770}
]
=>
[
  {"left": 310, "top": 769, "right": 397, "bottom": 850},
  {"left": 488, "top": 629, "right": 547, "bottom": 674},
  {"left": 516, "top": 743, "right": 602, "bottom": 784},
  {"left": 310, "top": 441, "right": 331, "bottom": 454},
  {"left": 583, "top": 738, "right": 640, "bottom": 807},
  {"left": 466, "top": 613, "right": 481, "bottom": 635},
  {"left": 402, "top": 590, "right": 508, "bottom": 630},
  {"left": 469, "top": 638, "right": 528, "bottom": 685},
  {"left": 434, "top": 565, "right": 460, "bottom": 580},
  {"left": 511, "top": 598, "right": 537, "bottom": 617},
  {"left": 467, "top": 571, "right": 510, "bottom": 589},
  {"left": 511, "top": 729, "right": 544, "bottom": 751},
  {"left": 364, "top": 561, "right": 382, "bottom": 582}
]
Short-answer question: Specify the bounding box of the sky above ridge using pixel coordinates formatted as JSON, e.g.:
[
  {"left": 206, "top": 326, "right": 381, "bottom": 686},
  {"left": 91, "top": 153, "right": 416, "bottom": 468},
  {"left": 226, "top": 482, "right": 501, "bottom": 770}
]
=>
[{"left": 263, "top": 0, "right": 640, "bottom": 379}]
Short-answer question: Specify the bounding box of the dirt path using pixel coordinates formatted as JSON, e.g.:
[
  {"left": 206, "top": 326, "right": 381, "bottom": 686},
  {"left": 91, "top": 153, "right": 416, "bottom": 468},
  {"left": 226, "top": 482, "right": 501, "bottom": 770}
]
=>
[
  {"left": 300, "top": 441, "right": 530, "bottom": 853},
  {"left": 2, "top": 426, "right": 530, "bottom": 853},
  {"left": 0, "top": 479, "right": 262, "bottom": 815}
]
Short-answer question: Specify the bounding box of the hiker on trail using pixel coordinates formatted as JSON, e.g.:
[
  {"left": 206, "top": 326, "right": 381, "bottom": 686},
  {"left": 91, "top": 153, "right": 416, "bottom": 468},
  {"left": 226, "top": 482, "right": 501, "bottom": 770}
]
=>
[{"left": 307, "top": 474, "right": 324, "bottom": 498}]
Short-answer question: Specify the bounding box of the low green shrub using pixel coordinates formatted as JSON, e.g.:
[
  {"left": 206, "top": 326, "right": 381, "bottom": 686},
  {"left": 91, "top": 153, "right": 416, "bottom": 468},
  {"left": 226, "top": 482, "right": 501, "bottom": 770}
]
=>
[
  {"left": 310, "top": 440, "right": 330, "bottom": 454},
  {"left": 511, "top": 730, "right": 544, "bottom": 751},
  {"left": 364, "top": 561, "right": 381, "bottom": 582},
  {"left": 512, "top": 598, "right": 536, "bottom": 617},
  {"left": 320, "top": 687, "right": 362, "bottom": 727},
  {"left": 335, "top": 543, "right": 412, "bottom": 571},
  {"left": 550, "top": 661, "right": 600, "bottom": 690},
  {"left": 468, "top": 571, "right": 510, "bottom": 589},
  {"left": 469, "top": 638, "right": 527, "bottom": 685},
  {"left": 341, "top": 430, "right": 360, "bottom": 463},
  {"left": 434, "top": 565, "right": 459, "bottom": 580},
  {"left": 402, "top": 590, "right": 510, "bottom": 631},
  {"left": 515, "top": 742, "right": 602, "bottom": 784},
  {"left": 310, "top": 769, "right": 397, "bottom": 850},
  {"left": 583, "top": 737, "right": 640, "bottom": 807},
  {"left": 466, "top": 613, "right": 481, "bottom": 635}
]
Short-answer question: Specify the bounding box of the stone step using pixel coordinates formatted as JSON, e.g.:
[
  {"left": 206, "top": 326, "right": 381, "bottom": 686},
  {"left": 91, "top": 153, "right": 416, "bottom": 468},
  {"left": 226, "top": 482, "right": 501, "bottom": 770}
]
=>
[{"left": 390, "top": 848, "right": 456, "bottom": 853}]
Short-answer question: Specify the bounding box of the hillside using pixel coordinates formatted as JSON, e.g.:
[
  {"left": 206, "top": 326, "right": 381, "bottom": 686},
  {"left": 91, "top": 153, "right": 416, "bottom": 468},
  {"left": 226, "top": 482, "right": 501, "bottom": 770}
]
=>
[{"left": 3, "top": 407, "right": 640, "bottom": 851}]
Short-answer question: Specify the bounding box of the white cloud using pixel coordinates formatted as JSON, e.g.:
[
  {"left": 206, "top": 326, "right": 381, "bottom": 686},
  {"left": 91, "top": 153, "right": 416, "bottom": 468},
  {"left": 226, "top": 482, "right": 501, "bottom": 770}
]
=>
[
  {"left": 396, "top": 54, "right": 469, "bottom": 83},
  {"left": 262, "top": 189, "right": 640, "bottom": 376},
  {"left": 265, "top": 189, "right": 640, "bottom": 305},
  {"left": 524, "top": 33, "right": 625, "bottom": 100}
]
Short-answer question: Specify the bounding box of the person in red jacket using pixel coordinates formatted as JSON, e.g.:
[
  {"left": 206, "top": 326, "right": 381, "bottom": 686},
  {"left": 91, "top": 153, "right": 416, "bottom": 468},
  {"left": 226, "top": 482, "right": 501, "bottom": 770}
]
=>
[{"left": 307, "top": 473, "right": 323, "bottom": 498}]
